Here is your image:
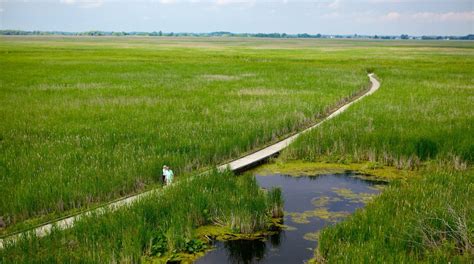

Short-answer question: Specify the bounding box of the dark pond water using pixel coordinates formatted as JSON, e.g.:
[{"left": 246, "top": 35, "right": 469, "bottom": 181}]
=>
[{"left": 195, "top": 173, "right": 385, "bottom": 264}]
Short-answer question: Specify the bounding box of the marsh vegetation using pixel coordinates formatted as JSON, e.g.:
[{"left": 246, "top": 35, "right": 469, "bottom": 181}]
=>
[
  {"left": 196, "top": 172, "right": 383, "bottom": 264},
  {"left": 1, "top": 170, "right": 283, "bottom": 263},
  {"left": 0, "top": 37, "right": 472, "bottom": 263},
  {"left": 0, "top": 36, "right": 367, "bottom": 228}
]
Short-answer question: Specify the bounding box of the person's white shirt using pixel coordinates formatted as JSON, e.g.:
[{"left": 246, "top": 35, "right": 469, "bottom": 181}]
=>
[{"left": 164, "top": 169, "right": 174, "bottom": 184}]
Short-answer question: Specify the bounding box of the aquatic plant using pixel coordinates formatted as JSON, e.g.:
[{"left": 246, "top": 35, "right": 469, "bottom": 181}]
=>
[
  {"left": 146, "top": 231, "right": 167, "bottom": 257},
  {"left": 267, "top": 187, "right": 284, "bottom": 218}
]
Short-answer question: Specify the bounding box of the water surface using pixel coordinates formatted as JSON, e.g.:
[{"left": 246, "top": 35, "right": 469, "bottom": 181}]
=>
[{"left": 196, "top": 173, "right": 384, "bottom": 264}]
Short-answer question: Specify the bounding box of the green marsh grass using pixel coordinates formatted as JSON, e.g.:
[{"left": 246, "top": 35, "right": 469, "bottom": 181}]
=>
[
  {"left": 0, "top": 170, "right": 283, "bottom": 263},
  {"left": 284, "top": 43, "right": 473, "bottom": 168},
  {"left": 1, "top": 37, "right": 473, "bottom": 262},
  {"left": 0, "top": 36, "right": 368, "bottom": 227},
  {"left": 267, "top": 187, "right": 284, "bottom": 218},
  {"left": 275, "top": 39, "right": 474, "bottom": 262},
  {"left": 317, "top": 169, "right": 473, "bottom": 262}
]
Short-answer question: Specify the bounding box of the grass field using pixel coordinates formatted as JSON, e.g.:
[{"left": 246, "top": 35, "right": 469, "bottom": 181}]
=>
[
  {"left": 0, "top": 36, "right": 368, "bottom": 228},
  {"left": 283, "top": 46, "right": 473, "bottom": 167},
  {"left": 0, "top": 36, "right": 473, "bottom": 262}
]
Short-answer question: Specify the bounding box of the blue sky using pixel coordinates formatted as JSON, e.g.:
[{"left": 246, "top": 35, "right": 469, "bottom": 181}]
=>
[{"left": 1, "top": 0, "right": 473, "bottom": 35}]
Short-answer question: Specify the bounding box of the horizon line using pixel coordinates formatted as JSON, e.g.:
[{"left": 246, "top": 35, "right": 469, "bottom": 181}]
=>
[{"left": 1, "top": 29, "right": 473, "bottom": 38}]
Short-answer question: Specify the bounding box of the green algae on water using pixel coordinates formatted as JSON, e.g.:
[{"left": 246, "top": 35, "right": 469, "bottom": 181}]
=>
[
  {"left": 331, "top": 188, "right": 377, "bottom": 204},
  {"left": 311, "top": 196, "right": 342, "bottom": 208},
  {"left": 252, "top": 160, "right": 417, "bottom": 181},
  {"left": 287, "top": 208, "right": 350, "bottom": 224},
  {"left": 303, "top": 231, "right": 320, "bottom": 242},
  {"left": 311, "top": 196, "right": 331, "bottom": 207}
]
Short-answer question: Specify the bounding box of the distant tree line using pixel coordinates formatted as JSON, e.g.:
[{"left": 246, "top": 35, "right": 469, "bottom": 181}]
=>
[{"left": 1, "top": 30, "right": 473, "bottom": 40}]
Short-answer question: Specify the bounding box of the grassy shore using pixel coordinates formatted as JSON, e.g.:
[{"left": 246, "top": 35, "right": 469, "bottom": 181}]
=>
[{"left": 316, "top": 169, "right": 473, "bottom": 263}]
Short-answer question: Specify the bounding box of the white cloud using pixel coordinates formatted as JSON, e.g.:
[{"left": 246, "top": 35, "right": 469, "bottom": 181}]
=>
[
  {"left": 59, "top": 0, "right": 104, "bottom": 8},
  {"left": 159, "top": 0, "right": 177, "bottom": 4},
  {"left": 215, "top": 0, "right": 255, "bottom": 6},
  {"left": 378, "top": 11, "right": 474, "bottom": 24},
  {"left": 412, "top": 11, "right": 474, "bottom": 22},
  {"left": 328, "top": 0, "right": 341, "bottom": 9},
  {"left": 60, "top": 0, "right": 76, "bottom": 4},
  {"left": 440, "top": 11, "right": 474, "bottom": 22},
  {"left": 382, "top": 11, "right": 401, "bottom": 21},
  {"left": 368, "top": 0, "right": 416, "bottom": 3},
  {"left": 144, "top": 0, "right": 257, "bottom": 5}
]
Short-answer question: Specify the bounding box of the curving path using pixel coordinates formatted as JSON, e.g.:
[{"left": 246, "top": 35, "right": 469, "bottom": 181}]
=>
[
  {"left": 218, "top": 73, "right": 380, "bottom": 171},
  {"left": 0, "top": 73, "right": 380, "bottom": 249}
]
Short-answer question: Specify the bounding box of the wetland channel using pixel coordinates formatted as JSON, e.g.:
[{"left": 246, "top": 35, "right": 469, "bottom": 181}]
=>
[{"left": 196, "top": 172, "right": 386, "bottom": 264}]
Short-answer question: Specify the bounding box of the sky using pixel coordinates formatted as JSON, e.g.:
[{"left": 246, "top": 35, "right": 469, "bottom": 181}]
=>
[{"left": 0, "top": 0, "right": 473, "bottom": 35}]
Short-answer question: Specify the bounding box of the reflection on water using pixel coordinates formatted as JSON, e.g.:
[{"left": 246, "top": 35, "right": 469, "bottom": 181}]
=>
[
  {"left": 195, "top": 173, "right": 384, "bottom": 264},
  {"left": 224, "top": 238, "right": 266, "bottom": 263}
]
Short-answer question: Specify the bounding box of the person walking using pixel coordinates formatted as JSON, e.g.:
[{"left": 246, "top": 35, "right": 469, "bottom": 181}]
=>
[{"left": 163, "top": 165, "right": 174, "bottom": 185}]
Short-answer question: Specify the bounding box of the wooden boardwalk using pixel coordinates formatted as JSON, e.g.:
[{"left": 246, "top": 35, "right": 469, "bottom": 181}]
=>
[
  {"left": 0, "top": 73, "right": 380, "bottom": 249},
  {"left": 219, "top": 73, "right": 380, "bottom": 171}
]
